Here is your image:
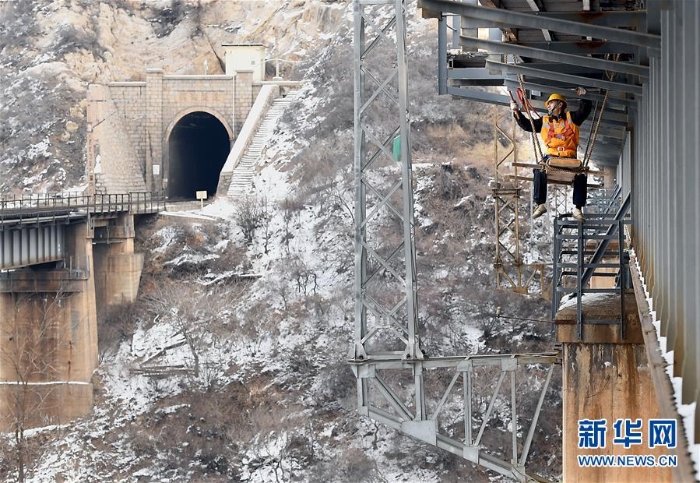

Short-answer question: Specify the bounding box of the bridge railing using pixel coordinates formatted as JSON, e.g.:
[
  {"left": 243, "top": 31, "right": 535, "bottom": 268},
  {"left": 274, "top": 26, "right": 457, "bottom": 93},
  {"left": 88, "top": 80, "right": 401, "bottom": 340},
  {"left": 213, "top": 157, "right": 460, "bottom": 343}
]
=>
[
  {"left": 0, "top": 192, "right": 165, "bottom": 222},
  {"left": 91, "top": 192, "right": 165, "bottom": 215}
]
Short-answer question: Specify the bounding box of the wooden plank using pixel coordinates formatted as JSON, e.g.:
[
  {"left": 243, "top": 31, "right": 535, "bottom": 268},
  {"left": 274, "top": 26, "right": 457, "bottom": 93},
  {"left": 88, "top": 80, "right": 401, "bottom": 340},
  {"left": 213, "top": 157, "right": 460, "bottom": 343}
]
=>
[{"left": 509, "top": 175, "right": 602, "bottom": 188}]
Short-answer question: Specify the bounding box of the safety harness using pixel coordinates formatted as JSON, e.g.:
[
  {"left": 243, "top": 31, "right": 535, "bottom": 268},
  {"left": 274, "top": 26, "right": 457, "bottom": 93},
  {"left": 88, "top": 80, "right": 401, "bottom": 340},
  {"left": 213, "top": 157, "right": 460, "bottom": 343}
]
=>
[{"left": 511, "top": 78, "right": 609, "bottom": 181}]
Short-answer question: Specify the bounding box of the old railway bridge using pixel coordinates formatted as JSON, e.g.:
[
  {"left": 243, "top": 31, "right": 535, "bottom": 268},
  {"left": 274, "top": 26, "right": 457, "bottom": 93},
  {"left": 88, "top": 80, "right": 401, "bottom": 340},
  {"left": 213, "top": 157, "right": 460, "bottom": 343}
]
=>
[{"left": 0, "top": 44, "right": 298, "bottom": 430}]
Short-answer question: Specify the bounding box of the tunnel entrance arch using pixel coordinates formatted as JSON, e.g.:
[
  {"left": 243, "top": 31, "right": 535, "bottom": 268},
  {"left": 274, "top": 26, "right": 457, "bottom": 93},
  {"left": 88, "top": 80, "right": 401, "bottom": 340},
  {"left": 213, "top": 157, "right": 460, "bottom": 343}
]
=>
[{"left": 165, "top": 109, "right": 232, "bottom": 200}]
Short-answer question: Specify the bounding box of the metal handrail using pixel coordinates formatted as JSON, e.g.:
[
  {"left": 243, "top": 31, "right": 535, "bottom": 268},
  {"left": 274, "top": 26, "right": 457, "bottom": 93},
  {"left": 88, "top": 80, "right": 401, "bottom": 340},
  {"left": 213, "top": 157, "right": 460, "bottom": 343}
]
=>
[
  {"left": 0, "top": 191, "right": 165, "bottom": 224},
  {"left": 551, "top": 193, "right": 632, "bottom": 340}
]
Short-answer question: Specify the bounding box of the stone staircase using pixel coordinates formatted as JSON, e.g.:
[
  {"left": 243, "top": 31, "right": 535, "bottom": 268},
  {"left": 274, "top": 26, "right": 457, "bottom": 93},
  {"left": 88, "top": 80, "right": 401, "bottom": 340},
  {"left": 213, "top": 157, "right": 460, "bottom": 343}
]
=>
[{"left": 227, "top": 93, "right": 295, "bottom": 200}]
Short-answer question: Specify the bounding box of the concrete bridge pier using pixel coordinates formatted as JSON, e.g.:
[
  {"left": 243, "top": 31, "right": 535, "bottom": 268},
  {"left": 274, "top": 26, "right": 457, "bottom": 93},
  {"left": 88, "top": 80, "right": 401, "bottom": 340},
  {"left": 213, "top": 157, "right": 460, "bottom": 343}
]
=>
[
  {"left": 0, "top": 213, "right": 144, "bottom": 430},
  {"left": 0, "top": 222, "right": 98, "bottom": 431},
  {"left": 92, "top": 213, "right": 144, "bottom": 309},
  {"left": 556, "top": 294, "right": 672, "bottom": 482}
]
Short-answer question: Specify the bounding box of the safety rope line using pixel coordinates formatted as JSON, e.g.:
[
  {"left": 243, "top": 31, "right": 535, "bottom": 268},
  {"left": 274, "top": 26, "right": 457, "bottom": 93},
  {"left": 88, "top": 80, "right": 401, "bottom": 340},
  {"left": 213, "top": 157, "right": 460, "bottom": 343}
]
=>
[
  {"left": 583, "top": 89, "right": 610, "bottom": 168},
  {"left": 509, "top": 55, "right": 544, "bottom": 163},
  {"left": 581, "top": 97, "right": 599, "bottom": 164},
  {"left": 582, "top": 53, "right": 619, "bottom": 168}
]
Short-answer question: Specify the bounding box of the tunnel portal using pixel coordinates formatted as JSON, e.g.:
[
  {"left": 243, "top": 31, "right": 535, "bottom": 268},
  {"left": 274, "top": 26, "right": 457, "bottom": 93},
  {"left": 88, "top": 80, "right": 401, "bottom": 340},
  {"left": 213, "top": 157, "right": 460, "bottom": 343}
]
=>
[{"left": 167, "top": 112, "right": 230, "bottom": 200}]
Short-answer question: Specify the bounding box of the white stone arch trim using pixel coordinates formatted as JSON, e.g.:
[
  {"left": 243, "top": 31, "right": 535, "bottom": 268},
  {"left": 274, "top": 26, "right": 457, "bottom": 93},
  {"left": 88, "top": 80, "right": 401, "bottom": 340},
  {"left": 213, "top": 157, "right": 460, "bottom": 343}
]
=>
[
  {"left": 164, "top": 107, "right": 234, "bottom": 144},
  {"left": 161, "top": 107, "right": 234, "bottom": 194}
]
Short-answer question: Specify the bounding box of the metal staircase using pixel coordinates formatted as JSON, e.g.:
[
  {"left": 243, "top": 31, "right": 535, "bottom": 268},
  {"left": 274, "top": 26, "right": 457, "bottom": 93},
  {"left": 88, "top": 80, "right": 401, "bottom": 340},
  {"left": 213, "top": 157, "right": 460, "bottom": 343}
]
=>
[
  {"left": 227, "top": 94, "right": 295, "bottom": 200},
  {"left": 551, "top": 191, "right": 631, "bottom": 339}
]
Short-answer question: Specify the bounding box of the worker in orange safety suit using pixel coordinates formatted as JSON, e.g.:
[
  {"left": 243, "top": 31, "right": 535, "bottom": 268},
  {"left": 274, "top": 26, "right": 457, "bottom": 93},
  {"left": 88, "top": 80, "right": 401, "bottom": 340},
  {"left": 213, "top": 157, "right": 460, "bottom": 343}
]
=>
[{"left": 511, "top": 87, "right": 592, "bottom": 222}]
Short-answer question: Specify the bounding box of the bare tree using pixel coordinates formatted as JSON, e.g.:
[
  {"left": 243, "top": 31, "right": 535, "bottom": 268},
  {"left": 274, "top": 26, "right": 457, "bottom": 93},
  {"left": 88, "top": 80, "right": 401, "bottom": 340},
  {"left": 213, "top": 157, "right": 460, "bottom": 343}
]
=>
[
  {"left": 1, "top": 289, "right": 66, "bottom": 482},
  {"left": 141, "top": 282, "right": 236, "bottom": 384},
  {"left": 233, "top": 195, "right": 270, "bottom": 247}
]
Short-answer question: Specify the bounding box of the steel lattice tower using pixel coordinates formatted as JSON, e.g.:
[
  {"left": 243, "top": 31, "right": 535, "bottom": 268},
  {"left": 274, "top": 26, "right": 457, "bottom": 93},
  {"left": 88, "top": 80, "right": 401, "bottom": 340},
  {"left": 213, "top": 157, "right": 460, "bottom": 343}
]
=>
[
  {"left": 350, "top": 0, "right": 422, "bottom": 364},
  {"left": 349, "top": 3, "right": 558, "bottom": 481}
]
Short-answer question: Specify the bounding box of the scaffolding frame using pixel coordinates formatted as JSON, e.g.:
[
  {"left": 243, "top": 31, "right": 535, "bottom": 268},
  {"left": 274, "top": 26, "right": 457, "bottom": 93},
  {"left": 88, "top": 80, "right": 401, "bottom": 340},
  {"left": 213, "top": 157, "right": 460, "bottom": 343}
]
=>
[{"left": 492, "top": 107, "right": 545, "bottom": 295}]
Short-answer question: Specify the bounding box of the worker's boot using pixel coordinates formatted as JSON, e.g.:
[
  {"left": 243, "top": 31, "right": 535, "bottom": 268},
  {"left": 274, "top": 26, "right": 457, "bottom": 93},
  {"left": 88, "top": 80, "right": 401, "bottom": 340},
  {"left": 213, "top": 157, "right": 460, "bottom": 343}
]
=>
[
  {"left": 533, "top": 203, "right": 547, "bottom": 219},
  {"left": 573, "top": 207, "right": 586, "bottom": 223}
]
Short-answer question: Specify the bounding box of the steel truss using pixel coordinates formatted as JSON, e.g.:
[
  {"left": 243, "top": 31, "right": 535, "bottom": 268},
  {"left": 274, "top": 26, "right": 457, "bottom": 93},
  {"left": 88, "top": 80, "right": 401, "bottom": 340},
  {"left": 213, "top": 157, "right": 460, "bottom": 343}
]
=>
[
  {"left": 351, "top": 354, "right": 559, "bottom": 482},
  {"left": 549, "top": 185, "right": 569, "bottom": 222},
  {"left": 349, "top": 0, "right": 421, "bottom": 364},
  {"left": 350, "top": 1, "right": 558, "bottom": 480},
  {"left": 492, "top": 107, "right": 545, "bottom": 296}
]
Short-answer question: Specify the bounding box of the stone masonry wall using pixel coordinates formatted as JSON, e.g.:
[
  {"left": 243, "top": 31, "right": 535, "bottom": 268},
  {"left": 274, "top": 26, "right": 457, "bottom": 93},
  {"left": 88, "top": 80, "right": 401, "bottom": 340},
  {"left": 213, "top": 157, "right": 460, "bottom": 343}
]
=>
[
  {"left": 87, "top": 70, "right": 257, "bottom": 195},
  {"left": 87, "top": 84, "right": 147, "bottom": 194},
  {"left": 108, "top": 82, "right": 147, "bottom": 178},
  {"left": 235, "top": 72, "right": 254, "bottom": 138},
  {"left": 161, "top": 75, "right": 235, "bottom": 132}
]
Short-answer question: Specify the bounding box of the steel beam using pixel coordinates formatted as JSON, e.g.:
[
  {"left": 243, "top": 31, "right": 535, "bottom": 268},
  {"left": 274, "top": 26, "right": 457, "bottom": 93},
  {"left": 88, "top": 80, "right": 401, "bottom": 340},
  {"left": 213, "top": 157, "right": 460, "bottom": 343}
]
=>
[
  {"left": 516, "top": 41, "right": 637, "bottom": 56},
  {"left": 0, "top": 224, "right": 65, "bottom": 270},
  {"left": 447, "top": 11, "right": 646, "bottom": 29},
  {"left": 448, "top": 67, "right": 501, "bottom": 80},
  {"left": 460, "top": 36, "right": 648, "bottom": 78},
  {"left": 503, "top": 78, "right": 637, "bottom": 108},
  {"left": 486, "top": 60, "right": 643, "bottom": 96},
  {"left": 523, "top": 0, "right": 551, "bottom": 43},
  {"left": 533, "top": 11, "right": 646, "bottom": 29},
  {"left": 445, "top": 86, "right": 511, "bottom": 106},
  {"left": 502, "top": 62, "right": 629, "bottom": 77},
  {"left": 418, "top": 0, "right": 660, "bottom": 49}
]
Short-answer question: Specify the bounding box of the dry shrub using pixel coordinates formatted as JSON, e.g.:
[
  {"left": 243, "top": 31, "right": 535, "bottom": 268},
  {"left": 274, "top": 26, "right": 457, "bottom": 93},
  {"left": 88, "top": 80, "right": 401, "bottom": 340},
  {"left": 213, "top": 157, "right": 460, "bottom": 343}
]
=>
[
  {"left": 233, "top": 195, "right": 269, "bottom": 245},
  {"left": 416, "top": 164, "right": 494, "bottom": 257},
  {"left": 422, "top": 122, "right": 473, "bottom": 156},
  {"left": 97, "top": 302, "right": 138, "bottom": 360},
  {"left": 184, "top": 229, "right": 206, "bottom": 248},
  {"left": 340, "top": 447, "right": 376, "bottom": 481},
  {"left": 308, "top": 446, "right": 379, "bottom": 482},
  {"left": 215, "top": 242, "right": 249, "bottom": 274},
  {"left": 239, "top": 299, "right": 280, "bottom": 340},
  {"left": 292, "top": 133, "right": 352, "bottom": 200}
]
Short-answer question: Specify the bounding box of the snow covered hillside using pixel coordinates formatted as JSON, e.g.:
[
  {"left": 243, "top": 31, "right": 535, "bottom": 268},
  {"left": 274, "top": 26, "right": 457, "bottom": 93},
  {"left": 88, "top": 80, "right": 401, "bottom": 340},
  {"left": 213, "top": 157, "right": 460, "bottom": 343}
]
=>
[{"left": 0, "top": 1, "right": 560, "bottom": 482}]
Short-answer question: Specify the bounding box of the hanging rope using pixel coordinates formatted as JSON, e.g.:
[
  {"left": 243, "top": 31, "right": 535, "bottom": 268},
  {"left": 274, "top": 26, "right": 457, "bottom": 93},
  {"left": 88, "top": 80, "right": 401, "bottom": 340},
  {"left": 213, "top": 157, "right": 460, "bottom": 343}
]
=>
[
  {"left": 582, "top": 53, "right": 619, "bottom": 168},
  {"left": 509, "top": 55, "right": 544, "bottom": 163},
  {"left": 581, "top": 97, "right": 599, "bottom": 164},
  {"left": 582, "top": 89, "right": 610, "bottom": 168}
]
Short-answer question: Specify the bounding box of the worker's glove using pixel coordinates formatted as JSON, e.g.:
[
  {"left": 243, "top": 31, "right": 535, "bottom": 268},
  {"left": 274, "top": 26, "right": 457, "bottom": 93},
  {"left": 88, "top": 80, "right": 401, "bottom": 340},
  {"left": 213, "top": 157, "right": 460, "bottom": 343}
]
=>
[
  {"left": 510, "top": 102, "right": 518, "bottom": 111},
  {"left": 576, "top": 87, "right": 587, "bottom": 96}
]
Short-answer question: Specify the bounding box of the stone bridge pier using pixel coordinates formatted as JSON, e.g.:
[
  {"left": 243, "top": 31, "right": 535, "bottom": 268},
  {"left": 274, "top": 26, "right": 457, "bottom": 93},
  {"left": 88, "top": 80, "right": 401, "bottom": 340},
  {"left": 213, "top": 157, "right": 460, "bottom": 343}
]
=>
[
  {"left": 92, "top": 213, "right": 144, "bottom": 309},
  {"left": 0, "top": 213, "right": 143, "bottom": 430}
]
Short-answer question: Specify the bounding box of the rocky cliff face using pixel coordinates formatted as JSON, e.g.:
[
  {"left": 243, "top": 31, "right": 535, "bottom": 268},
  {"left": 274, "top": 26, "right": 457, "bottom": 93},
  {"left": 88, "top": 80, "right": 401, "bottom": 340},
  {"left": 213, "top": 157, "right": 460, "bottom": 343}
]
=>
[{"left": 0, "top": 0, "right": 349, "bottom": 194}]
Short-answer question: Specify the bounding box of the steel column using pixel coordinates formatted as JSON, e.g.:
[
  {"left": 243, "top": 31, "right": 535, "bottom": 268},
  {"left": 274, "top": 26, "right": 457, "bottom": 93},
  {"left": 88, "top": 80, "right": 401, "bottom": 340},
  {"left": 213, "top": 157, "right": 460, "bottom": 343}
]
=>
[{"left": 351, "top": 0, "right": 423, "bottom": 391}]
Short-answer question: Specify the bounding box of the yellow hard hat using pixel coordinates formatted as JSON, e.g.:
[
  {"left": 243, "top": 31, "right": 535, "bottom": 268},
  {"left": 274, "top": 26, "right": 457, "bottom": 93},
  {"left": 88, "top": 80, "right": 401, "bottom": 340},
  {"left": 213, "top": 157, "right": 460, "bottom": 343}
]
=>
[{"left": 546, "top": 93, "right": 567, "bottom": 107}]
